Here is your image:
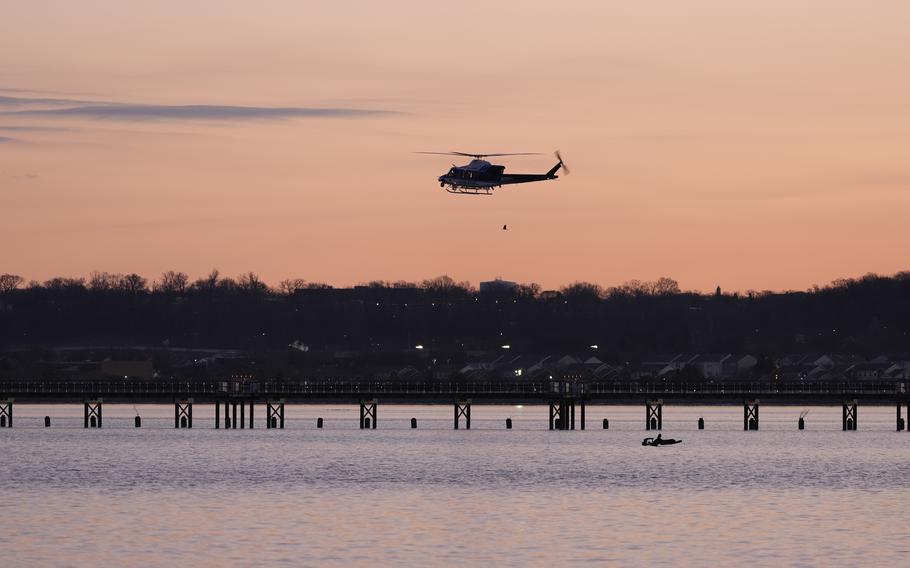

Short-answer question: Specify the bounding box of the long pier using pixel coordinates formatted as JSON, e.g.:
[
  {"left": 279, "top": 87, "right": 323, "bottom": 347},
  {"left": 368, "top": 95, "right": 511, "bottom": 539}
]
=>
[{"left": 1, "top": 379, "right": 908, "bottom": 431}]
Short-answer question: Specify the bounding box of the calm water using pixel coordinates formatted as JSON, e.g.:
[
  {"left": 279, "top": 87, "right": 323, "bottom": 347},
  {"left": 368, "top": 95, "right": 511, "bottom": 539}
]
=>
[{"left": 2, "top": 404, "right": 909, "bottom": 566}]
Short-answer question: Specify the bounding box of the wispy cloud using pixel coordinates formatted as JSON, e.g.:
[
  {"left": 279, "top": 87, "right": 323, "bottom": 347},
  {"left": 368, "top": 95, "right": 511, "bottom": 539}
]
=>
[
  {"left": 0, "top": 135, "right": 17, "bottom": 143},
  {"left": 0, "top": 94, "right": 394, "bottom": 121},
  {"left": 0, "top": 124, "right": 74, "bottom": 132},
  {"left": 0, "top": 95, "right": 89, "bottom": 106},
  {"left": 7, "top": 104, "right": 391, "bottom": 121}
]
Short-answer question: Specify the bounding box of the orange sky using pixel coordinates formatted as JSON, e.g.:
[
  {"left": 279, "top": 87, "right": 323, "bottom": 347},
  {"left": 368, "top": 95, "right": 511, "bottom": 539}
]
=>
[{"left": 2, "top": 1, "right": 909, "bottom": 292}]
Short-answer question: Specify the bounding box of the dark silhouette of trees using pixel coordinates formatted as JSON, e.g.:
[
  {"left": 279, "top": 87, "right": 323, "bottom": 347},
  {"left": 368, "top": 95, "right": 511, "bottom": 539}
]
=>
[
  {"left": 279, "top": 278, "right": 307, "bottom": 295},
  {"left": 0, "top": 270, "right": 908, "bottom": 365},
  {"left": 155, "top": 271, "right": 189, "bottom": 294},
  {"left": 0, "top": 274, "right": 23, "bottom": 294}
]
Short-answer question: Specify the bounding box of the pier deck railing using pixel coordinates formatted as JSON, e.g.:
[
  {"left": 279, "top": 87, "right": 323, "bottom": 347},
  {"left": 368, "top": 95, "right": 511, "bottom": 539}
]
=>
[{"left": 0, "top": 380, "right": 905, "bottom": 397}]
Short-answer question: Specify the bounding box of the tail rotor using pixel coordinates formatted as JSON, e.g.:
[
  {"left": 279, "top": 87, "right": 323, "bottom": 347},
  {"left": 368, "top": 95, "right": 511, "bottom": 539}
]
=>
[{"left": 555, "top": 150, "right": 570, "bottom": 175}]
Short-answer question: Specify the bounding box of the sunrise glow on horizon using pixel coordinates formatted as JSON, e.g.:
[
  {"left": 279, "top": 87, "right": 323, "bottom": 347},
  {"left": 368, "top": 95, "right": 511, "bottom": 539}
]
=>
[{"left": 3, "top": 1, "right": 909, "bottom": 292}]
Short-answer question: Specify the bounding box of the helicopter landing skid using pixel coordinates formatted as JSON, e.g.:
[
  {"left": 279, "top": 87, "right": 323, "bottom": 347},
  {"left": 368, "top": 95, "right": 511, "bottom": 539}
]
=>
[{"left": 444, "top": 185, "right": 495, "bottom": 195}]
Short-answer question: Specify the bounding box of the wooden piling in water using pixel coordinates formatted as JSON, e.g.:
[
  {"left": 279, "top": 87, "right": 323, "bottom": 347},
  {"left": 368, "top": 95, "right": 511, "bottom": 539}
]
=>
[
  {"left": 454, "top": 400, "right": 471, "bottom": 430},
  {"left": 84, "top": 399, "right": 102, "bottom": 429},
  {"left": 646, "top": 400, "right": 662, "bottom": 431},
  {"left": 360, "top": 400, "right": 377, "bottom": 429},
  {"left": 0, "top": 399, "right": 11, "bottom": 428},
  {"left": 744, "top": 400, "right": 759, "bottom": 431},
  {"left": 842, "top": 400, "right": 857, "bottom": 431},
  {"left": 175, "top": 399, "right": 193, "bottom": 429},
  {"left": 266, "top": 399, "right": 285, "bottom": 429}
]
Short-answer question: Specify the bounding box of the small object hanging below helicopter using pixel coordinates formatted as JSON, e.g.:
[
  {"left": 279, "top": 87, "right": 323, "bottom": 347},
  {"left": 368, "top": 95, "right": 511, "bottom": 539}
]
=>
[{"left": 416, "top": 150, "right": 569, "bottom": 195}]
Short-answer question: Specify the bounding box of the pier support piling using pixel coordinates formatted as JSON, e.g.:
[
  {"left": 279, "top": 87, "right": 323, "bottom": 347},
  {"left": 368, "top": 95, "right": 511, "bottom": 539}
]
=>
[
  {"left": 360, "top": 399, "right": 377, "bottom": 429},
  {"left": 0, "top": 398, "right": 11, "bottom": 428},
  {"left": 454, "top": 400, "right": 471, "bottom": 430},
  {"left": 549, "top": 401, "right": 561, "bottom": 430},
  {"left": 843, "top": 400, "right": 857, "bottom": 431},
  {"left": 549, "top": 400, "right": 576, "bottom": 430},
  {"left": 175, "top": 398, "right": 193, "bottom": 428},
  {"left": 221, "top": 400, "right": 254, "bottom": 429},
  {"left": 744, "top": 399, "right": 759, "bottom": 431},
  {"left": 84, "top": 399, "right": 102, "bottom": 428},
  {"left": 646, "top": 400, "right": 662, "bottom": 431},
  {"left": 266, "top": 399, "right": 285, "bottom": 429},
  {"left": 897, "top": 404, "right": 906, "bottom": 431}
]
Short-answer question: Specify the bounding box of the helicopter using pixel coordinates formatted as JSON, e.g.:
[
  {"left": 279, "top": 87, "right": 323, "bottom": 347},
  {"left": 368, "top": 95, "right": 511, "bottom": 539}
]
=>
[{"left": 417, "top": 150, "right": 569, "bottom": 195}]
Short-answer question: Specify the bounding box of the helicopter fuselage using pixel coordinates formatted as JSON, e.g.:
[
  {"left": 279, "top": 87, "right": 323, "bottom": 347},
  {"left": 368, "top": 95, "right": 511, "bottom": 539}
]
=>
[{"left": 438, "top": 158, "right": 562, "bottom": 195}]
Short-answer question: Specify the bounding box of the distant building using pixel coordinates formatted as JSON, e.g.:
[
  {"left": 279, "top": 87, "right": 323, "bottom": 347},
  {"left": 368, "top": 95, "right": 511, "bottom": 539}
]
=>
[{"left": 480, "top": 279, "right": 518, "bottom": 294}]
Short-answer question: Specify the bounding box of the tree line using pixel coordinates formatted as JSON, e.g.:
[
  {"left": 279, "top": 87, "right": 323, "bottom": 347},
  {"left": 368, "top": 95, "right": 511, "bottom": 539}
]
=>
[{"left": 1, "top": 270, "right": 908, "bottom": 360}]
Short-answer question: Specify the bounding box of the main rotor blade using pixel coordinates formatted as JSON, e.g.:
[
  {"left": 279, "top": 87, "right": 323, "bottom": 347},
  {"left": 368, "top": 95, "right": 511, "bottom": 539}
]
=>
[
  {"left": 452, "top": 151, "right": 542, "bottom": 158},
  {"left": 415, "top": 151, "right": 544, "bottom": 158}
]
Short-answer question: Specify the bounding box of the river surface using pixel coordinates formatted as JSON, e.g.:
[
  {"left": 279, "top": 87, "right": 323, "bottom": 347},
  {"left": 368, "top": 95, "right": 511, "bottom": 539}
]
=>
[{"left": 2, "top": 404, "right": 909, "bottom": 566}]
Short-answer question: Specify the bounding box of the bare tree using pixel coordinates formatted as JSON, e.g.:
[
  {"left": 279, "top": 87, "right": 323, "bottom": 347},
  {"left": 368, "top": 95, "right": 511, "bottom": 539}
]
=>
[
  {"left": 560, "top": 281, "right": 604, "bottom": 299},
  {"left": 237, "top": 272, "right": 268, "bottom": 294},
  {"left": 0, "top": 274, "right": 24, "bottom": 294},
  {"left": 88, "top": 271, "right": 121, "bottom": 292},
  {"left": 119, "top": 273, "right": 148, "bottom": 294},
  {"left": 421, "top": 275, "right": 473, "bottom": 294},
  {"left": 156, "top": 271, "right": 189, "bottom": 294},
  {"left": 191, "top": 269, "right": 221, "bottom": 293},
  {"left": 279, "top": 278, "right": 307, "bottom": 295},
  {"left": 516, "top": 283, "right": 541, "bottom": 298},
  {"left": 652, "top": 277, "right": 680, "bottom": 296},
  {"left": 43, "top": 277, "right": 85, "bottom": 290}
]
